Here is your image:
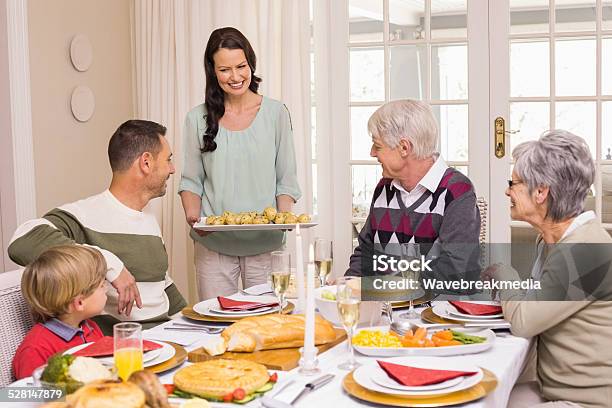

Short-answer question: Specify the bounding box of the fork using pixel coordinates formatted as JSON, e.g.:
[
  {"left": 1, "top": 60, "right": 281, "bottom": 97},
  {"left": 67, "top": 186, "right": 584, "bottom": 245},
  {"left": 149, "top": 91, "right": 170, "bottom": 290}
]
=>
[
  {"left": 240, "top": 288, "right": 274, "bottom": 296},
  {"left": 164, "top": 326, "right": 223, "bottom": 334}
]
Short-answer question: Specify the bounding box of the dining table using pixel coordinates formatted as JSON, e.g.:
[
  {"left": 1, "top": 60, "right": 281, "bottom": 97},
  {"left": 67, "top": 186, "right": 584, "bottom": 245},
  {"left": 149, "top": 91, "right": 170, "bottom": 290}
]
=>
[{"left": 6, "top": 301, "right": 532, "bottom": 407}]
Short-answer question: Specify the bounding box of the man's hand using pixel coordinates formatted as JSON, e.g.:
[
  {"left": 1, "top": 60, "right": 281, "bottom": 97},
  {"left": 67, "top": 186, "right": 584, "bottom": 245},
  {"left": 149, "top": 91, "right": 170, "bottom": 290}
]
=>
[
  {"left": 111, "top": 268, "right": 143, "bottom": 316},
  {"left": 187, "top": 215, "right": 211, "bottom": 237}
]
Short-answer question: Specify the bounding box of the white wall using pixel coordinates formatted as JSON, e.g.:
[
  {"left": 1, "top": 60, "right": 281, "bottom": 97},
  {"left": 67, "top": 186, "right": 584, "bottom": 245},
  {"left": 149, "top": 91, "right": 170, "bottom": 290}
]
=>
[{"left": 27, "top": 0, "right": 133, "bottom": 214}]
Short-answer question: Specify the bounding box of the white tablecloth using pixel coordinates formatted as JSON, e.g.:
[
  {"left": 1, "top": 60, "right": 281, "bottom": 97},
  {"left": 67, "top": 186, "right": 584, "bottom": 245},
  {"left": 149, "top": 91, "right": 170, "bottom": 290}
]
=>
[{"left": 8, "top": 304, "right": 532, "bottom": 407}]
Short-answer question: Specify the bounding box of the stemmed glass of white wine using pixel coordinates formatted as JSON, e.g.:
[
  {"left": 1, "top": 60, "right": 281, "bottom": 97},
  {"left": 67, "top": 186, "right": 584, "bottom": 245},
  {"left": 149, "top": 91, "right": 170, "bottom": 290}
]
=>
[
  {"left": 336, "top": 276, "right": 361, "bottom": 370},
  {"left": 270, "top": 251, "right": 291, "bottom": 313},
  {"left": 314, "top": 238, "right": 333, "bottom": 287},
  {"left": 399, "top": 243, "right": 421, "bottom": 320}
]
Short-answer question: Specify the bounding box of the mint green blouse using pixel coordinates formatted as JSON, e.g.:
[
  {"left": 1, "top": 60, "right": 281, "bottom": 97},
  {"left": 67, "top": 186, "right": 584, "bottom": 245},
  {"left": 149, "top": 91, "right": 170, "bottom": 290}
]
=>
[{"left": 179, "top": 96, "right": 302, "bottom": 256}]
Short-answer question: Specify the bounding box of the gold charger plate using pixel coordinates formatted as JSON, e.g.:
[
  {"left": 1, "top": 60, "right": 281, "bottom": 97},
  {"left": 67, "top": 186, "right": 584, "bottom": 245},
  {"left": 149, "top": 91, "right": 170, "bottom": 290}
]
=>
[
  {"left": 343, "top": 368, "right": 497, "bottom": 407},
  {"left": 421, "top": 306, "right": 464, "bottom": 325},
  {"left": 145, "top": 342, "right": 187, "bottom": 374},
  {"left": 391, "top": 291, "right": 436, "bottom": 309},
  {"left": 182, "top": 301, "right": 296, "bottom": 323}
]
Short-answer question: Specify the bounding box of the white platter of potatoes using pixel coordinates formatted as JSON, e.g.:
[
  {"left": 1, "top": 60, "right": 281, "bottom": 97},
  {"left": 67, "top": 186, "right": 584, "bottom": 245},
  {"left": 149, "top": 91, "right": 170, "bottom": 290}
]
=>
[{"left": 193, "top": 207, "right": 317, "bottom": 231}]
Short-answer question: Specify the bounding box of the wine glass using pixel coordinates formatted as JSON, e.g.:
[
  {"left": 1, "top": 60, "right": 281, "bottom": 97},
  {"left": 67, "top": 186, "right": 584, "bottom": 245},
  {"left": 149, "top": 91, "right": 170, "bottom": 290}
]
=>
[
  {"left": 270, "top": 251, "right": 291, "bottom": 313},
  {"left": 336, "top": 276, "right": 361, "bottom": 370},
  {"left": 114, "top": 322, "right": 143, "bottom": 381},
  {"left": 399, "top": 243, "right": 421, "bottom": 320},
  {"left": 314, "top": 238, "right": 333, "bottom": 287}
]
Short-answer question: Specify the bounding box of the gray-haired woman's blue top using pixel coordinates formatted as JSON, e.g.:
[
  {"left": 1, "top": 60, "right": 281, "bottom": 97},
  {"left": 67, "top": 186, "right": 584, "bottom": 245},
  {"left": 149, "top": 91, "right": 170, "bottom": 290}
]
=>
[{"left": 179, "top": 96, "right": 302, "bottom": 256}]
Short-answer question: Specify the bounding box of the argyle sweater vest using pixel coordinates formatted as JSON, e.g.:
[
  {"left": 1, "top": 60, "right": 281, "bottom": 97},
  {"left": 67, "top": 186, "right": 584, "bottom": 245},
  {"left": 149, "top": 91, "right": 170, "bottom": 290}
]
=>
[{"left": 369, "top": 168, "right": 475, "bottom": 247}]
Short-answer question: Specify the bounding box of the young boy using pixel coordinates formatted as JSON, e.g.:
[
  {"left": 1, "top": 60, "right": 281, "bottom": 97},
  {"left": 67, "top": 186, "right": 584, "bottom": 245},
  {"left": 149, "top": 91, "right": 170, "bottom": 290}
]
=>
[{"left": 13, "top": 245, "right": 108, "bottom": 379}]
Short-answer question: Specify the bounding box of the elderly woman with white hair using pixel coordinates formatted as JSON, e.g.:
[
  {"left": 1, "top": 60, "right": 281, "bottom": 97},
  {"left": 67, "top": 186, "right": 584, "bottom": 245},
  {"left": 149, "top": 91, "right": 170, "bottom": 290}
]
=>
[
  {"left": 345, "top": 99, "right": 481, "bottom": 285},
  {"left": 488, "top": 130, "right": 612, "bottom": 408}
]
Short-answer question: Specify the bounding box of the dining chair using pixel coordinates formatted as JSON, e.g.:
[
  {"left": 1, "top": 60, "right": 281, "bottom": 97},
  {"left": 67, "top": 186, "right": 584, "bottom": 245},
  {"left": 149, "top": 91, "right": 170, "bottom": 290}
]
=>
[
  {"left": 477, "top": 197, "right": 488, "bottom": 267},
  {"left": 0, "top": 269, "right": 33, "bottom": 386}
]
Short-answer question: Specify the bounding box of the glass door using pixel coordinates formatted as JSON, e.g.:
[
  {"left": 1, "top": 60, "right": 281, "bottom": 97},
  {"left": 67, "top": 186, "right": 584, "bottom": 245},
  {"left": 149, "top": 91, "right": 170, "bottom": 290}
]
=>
[
  {"left": 324, "top": 0, "right": 491, "bottom": 266},
  {"left": 490, "top": 0, "right": 612, "bottom": 267}
]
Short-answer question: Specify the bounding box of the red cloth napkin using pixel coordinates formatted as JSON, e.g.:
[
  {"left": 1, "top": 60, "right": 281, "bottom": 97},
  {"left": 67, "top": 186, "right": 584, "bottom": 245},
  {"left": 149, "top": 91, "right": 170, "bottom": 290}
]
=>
[
  {"left": 72, "top": 336, "right": 163, "bottom": 357},
  {"left": 377, "top": 360, "right": 478, "bottom": 386},
  {"left": 217, "top": 296, "right": 279, "bottom": 311},
  {"left": 449, "top": 301, "right": 502, "bottom": 316}
]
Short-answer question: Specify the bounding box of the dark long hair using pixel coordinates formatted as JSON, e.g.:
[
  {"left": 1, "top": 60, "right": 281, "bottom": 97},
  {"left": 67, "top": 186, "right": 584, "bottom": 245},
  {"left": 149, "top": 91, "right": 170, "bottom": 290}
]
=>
[{"left": 202, "top": 27, "right": 262, "bottom": 152}]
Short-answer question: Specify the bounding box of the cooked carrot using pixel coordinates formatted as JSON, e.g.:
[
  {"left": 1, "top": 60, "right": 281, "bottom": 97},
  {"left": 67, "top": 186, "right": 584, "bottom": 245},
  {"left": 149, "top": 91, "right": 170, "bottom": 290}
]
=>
[
  {"left": 414, "top": 327, "right": 427, "bottom": 341},
  {"left": 401, "top": 329, "right": 414, "bottom": 338},
  {"left": 423, "top": 339, "right": 435, "bottom": 347},
  {"left": 432, "top": 330, "right": 453, "bottom": 340},
  {"left": 389, "top": 331, "right": 401, "bottom": 339},
  {"left": 432, "top": 337, "right": 462, "bottom": 347},
  {"left": 401, "top": 338, "right": 424, "bottom": 347}
]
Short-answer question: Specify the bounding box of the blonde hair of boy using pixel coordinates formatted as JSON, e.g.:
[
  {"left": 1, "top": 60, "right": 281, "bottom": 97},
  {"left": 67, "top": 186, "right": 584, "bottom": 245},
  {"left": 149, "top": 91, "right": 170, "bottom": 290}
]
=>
[{"left": 21, "top": 245, "right": 107, "bottom": 323}]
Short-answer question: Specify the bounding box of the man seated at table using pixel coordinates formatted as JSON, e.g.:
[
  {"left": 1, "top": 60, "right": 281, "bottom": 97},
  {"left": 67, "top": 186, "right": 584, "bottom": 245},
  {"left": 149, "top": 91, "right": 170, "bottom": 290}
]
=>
[
  {"left": 345, "top": 100, "right": 481, "bottom": 288},
  {"left": 8, "top": 120, "right": 187, "bottom": 333}
]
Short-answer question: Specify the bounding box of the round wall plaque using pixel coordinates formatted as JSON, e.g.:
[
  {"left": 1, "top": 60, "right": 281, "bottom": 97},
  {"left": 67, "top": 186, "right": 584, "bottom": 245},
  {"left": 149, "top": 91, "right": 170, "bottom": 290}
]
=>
[
  {"left": 69, "top": 34, "right": 93, "bottom": 72},
  {"left": 70, "top": 86, "right": 95, "bottom": 122}
]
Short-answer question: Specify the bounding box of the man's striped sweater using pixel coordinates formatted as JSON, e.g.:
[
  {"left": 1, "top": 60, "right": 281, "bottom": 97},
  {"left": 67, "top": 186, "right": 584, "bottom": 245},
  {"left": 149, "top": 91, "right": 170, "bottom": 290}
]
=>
[{"left": 8, "top": 190, "right": 186, "bottom": 324}]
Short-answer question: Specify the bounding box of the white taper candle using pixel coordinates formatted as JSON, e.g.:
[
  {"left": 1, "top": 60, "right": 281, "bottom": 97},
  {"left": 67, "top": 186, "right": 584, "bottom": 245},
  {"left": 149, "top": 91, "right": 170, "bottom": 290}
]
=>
[
  {"left": 295, "top": 223, "right": 305, "bottom": 312},
  {"left": 305, "top": 263, "right": 316, "bottom": 352}
]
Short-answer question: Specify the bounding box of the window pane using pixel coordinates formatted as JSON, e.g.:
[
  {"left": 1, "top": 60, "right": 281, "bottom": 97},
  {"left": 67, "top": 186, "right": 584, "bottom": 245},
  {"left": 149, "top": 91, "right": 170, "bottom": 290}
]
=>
[
  {"left": 351, "top": 106, "right": 378, "bottom": 160},
  {"left": 604, "top": 0, "right": 612, "bottom": 31},
  {"left": 555, "top": 101, "right": 596, "bottom": 156},
  {"left": 432, "top": 104, "right": 468, "bottom": 161},
  {"left": 389, "top": 0, "right": 425, "bottom": 41},
  {"left": 555, "top": 38, "right": 595, "bottom": 96},
  {"left": 352, "top": 165, "right": 382, "bottom": 219},
  {"left": 510, "top": 0, "right": 549, "bottom": 35},
  {"left": 451, "top": 165, "right": 468, "bottom": 177},
  {"left": 510, "top": 102, "right": 550, "bottom": 152},
  {"left": 431, "top": 43, "right": 467, "bottom": 100},
  {"left": 389, "top": 45, "right": 427, "bottom": 100},
  {"left": 603, "top": 166, "right": 612, "bottom": 223},
  {"left": 511, "top": 40, "right": 550, "bottom": 97},
  {"left": 603, "top": 38, "right": 612, "bottom": 96},
  {"left": 431, "top": 0, "right": 467, "bottom": 39},
  {"left": 350, "top": 47, "right": 384, "bottom": 102},
  {"left": 555, "top": 0, "right": 596, "bottom": 32},
  {"left": 349, "top": 0, "right": 383, "bottom": 43},
  {"left": 602, "top": 102, "right": 612, "bottom": 160}
]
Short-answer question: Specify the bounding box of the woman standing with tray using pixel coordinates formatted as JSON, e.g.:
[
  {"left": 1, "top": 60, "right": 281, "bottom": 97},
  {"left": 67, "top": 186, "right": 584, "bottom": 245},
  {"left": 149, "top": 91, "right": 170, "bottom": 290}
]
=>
[{"left": 179, "top": 27, "right": 301, "bottom": 301}]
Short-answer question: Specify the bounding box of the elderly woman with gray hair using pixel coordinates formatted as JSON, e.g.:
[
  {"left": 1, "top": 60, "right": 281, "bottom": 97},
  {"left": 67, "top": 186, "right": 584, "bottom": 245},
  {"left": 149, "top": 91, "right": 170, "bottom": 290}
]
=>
[
  {"left": 345, "top": 99, "right": 481, "bottom": 286},
  {"left": 488, "top": 130, "right": 612, "bottom": 408}
]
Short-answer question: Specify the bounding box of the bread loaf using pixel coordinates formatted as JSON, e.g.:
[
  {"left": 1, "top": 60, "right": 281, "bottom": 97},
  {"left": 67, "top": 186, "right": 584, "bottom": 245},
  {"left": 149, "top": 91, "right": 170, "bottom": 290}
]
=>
[{"left": 221, "top": 314, "right": 336, "bottom": 352}]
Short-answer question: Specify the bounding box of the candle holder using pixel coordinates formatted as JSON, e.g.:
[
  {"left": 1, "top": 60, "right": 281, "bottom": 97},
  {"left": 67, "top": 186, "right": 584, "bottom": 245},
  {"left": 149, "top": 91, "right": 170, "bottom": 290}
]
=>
[{"left": 298, "top": 346, "right": 321, "bottom": 376}]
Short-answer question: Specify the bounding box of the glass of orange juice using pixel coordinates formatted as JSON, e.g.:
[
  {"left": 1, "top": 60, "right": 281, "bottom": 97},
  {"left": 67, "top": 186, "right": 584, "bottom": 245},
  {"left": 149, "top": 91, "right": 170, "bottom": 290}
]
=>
[{"left": 113, "top": 322, "right": 143, "bottom": 381}]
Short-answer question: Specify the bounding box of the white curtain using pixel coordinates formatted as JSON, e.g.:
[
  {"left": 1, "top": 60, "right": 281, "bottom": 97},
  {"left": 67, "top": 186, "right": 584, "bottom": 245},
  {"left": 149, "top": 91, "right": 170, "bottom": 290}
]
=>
[{"left": 132, "top": 0, "right": 312, "bottom": 302}]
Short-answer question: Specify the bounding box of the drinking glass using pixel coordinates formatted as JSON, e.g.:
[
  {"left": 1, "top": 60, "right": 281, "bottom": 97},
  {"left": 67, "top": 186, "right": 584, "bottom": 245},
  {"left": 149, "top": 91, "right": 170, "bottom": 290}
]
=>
[
  {"left": 270, "top": 251, "right": 291, "bottom": 313},
  {"left": 314, "top": 238, "right": 333, "bottom": 287},
  {"left": 399, "top": 243, "right": 421, "bottom": 320},
  {"left": 114, "top": 322, "right": 143, "bottom": 381},
  {"left": 336, "top": 276, "right": 361, "bottom": 370}
]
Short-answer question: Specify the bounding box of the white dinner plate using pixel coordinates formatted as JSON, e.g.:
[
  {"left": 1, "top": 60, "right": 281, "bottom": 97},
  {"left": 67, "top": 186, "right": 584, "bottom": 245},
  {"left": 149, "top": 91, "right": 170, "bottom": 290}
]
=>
[
  {"left": 64, "top": 340, "right": 174, "bottom": 368},
  {"left": 193, "top": 295, "right": 280, "bottom": 318},
  {"left": 447, "top": 301, "right": 504, "bottom": 319},
  {"left": 352, "top": 357, "right": 484, "bottom": 397},
  {"left": 433, "top": 303, "right": 508, "bottom": 325},
  {"left": 371, "top": 370, "right": 463, "bottom": 391},
  {"left": 193, "top": 222, "right": 317, "bottom": 231},
  {"left": 353, "top": 326, "right": 495, "bottom": 357},
  {"left": 207, "top": 305, "right": 275, "bottom": 315}
]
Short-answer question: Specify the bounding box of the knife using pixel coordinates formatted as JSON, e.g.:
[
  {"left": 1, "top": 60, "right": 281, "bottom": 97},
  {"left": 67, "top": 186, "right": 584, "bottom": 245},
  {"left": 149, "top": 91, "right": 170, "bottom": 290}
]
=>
[{"left": 290, "top": 374, "right": 335, "bottom": 405}]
